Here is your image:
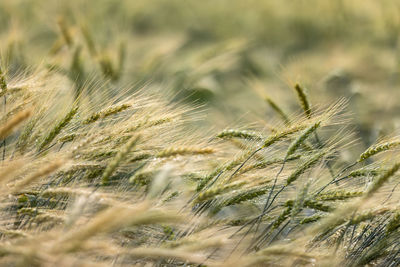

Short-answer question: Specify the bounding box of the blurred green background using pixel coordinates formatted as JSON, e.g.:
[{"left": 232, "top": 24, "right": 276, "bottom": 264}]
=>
[{"left": 1, "top": 0, "right": 400, "bottom": 147}]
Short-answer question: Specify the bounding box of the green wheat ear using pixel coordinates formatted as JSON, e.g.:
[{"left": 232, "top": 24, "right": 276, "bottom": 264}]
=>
[
  {"left": 102, "top": 134, "right": 140, "bottom": 185},
  {"left": 291, "top": 181, "right": 310, "bottom": 220},
  {"left": 157, "top": 147, "right": 214, "bottom": 158},
  {"left": 219, "top": 185, "right": 271, "bottom": 208},
  {"left": 386, "top": 212, "right": 400, "bottom": 235},
  {"left": 262, "top": 124, "right": 307, "bottom": 148},
  {"left": 300, "top": 215, "right": 322, "bottom": 225},
  {"left": 0, "top": 67, "right": 7, "bottom": 95},
  {"left": 81, "top": 23, "right": 97, "bottom": 57},
  {"left": 358, "top": 141, "right": 400, "bottom": 162},
  {"left": 264, "top": 96, "right": 290, "bottom": 125},
  {"left": 194, "top": 181, "right": 245, "bottom": 203},
  {"left": 286, "top": 120, "right": 321, "bottom": 158},
  {"left": 271, "top": 206, "right": 292, "bottom": 231},
  {"left": 117, "top": 41, "right": 126, "bottom": 79},
  {"left": 294, "top": 83, "right": 311, "bottom": 118},
  {"left": 83, "top": 104, "right": 131, "bottom": 124},
  {"left": 38, "top": 106, "right": 78, "bottom": 152},
  {"left": 98, "top": 53, "right": 117, "bottom": 81},
  {"left": 216, "top": 129, "right": 262, "bottom": 140},
  {"left": 57, "top": 16, "right": 73, "bottom": 48},
  {"left": 365, "top": 162, "right": 400, "bottom": 198},
  {"left": 315, "top": 190, "right": 363, "bottom": 201},
  {"left": 286, "top": 151, "right": 326, "bottom": 186}
]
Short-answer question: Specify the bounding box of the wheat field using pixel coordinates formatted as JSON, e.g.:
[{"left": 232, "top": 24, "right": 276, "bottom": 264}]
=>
[{"left": 1, "top": 1, "right": 400, "bottom": 266}]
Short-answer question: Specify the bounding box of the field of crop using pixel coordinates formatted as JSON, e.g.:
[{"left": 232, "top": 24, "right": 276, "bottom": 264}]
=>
[{"left": 1, "top": 1, "right": 400, "bottom": 266}]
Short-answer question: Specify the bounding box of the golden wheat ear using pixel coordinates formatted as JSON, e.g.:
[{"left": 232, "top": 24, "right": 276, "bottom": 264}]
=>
[{"left": 0, "top": 109, "right": 31, "bottom": 140}]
